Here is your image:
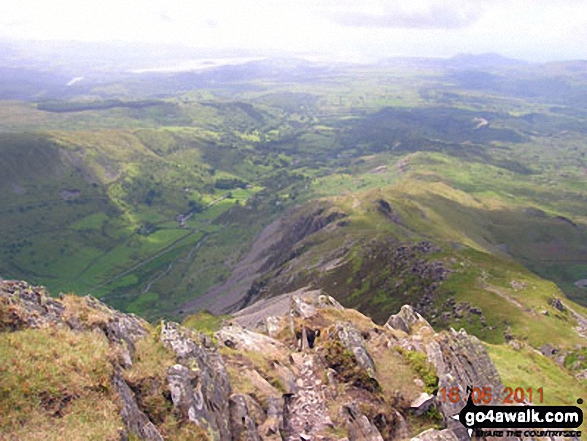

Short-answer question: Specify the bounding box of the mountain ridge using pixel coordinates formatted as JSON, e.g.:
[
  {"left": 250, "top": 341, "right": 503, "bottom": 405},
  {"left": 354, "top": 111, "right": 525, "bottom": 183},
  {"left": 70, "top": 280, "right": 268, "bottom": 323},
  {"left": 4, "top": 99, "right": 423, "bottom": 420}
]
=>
[{"left": 1, "top": 279, "right": 584, "bottom": 440}]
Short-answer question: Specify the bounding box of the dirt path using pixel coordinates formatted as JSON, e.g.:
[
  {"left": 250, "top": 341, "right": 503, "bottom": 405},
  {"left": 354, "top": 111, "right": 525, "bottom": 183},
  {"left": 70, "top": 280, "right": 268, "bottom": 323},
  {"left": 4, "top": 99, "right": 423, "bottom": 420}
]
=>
[
  {"left": 563, "top": 302, "right": 587, "bottom": 340},
  {"left": 481, "top": 282, "right": 524, "bottom": 309},
  {"left": 285, "top": 353, "right": 332, "bottom": 440}
]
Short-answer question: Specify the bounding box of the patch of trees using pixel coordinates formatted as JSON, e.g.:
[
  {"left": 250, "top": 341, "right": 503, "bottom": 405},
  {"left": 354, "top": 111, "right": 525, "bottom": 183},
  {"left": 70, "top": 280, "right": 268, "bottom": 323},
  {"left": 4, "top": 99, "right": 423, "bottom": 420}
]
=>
[{"left": 214, "top": 178, "right": 248, "bottom": 190}]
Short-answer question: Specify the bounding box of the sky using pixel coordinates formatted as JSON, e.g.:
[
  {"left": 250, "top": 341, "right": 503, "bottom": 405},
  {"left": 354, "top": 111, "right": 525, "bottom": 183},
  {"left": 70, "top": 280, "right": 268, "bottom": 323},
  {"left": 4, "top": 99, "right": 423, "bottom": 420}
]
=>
[{"left": 1, "top": 0, "right": 586, "bottom": 62}]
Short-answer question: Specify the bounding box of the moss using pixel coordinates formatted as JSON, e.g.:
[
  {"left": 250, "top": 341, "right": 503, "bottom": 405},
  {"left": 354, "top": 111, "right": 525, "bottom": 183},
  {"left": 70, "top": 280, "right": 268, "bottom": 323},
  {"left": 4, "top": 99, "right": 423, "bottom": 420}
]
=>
[
  {"left": 406, "top": 406, "right": 444, "bottom": 437},
  {"left": 322, "top": 337, "right": 380, "bottom": 393},
  {"left": 182, "top": 311, "right": 228, "bottom": 337},
  {"left": 564, "top": 347, "right": 587, "bottom": 371},
  {"left": 397, "top": 348, "right": 438, "bottom": 394}
]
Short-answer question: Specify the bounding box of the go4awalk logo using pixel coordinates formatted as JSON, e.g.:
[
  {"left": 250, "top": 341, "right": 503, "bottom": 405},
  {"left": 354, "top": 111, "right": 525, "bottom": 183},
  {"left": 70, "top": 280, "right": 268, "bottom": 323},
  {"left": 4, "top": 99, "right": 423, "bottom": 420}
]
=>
[{"left": 452, "top": 392, "right": 583, "bottom": 439}]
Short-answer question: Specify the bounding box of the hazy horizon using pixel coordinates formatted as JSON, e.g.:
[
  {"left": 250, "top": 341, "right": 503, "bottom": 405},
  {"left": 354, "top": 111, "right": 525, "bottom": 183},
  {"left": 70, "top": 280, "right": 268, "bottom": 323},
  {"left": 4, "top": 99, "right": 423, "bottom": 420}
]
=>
[{"left": 1, "top": 0, "right": 587, "bottom": 64}]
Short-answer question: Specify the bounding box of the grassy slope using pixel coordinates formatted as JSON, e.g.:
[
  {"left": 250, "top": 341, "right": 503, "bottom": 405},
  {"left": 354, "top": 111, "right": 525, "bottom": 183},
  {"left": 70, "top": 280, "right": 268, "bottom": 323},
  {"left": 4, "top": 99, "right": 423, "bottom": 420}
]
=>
[{"left": 0, "top": 61, "right": 586, "bottom": 326}]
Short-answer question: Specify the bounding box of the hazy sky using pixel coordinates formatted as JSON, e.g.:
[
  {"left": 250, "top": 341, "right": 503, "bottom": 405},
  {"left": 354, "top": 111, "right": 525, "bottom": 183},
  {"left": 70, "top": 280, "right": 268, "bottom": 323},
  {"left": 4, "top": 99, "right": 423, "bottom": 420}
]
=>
[{"left": 1, "top": 0, "right": 586, "bottom": 61}]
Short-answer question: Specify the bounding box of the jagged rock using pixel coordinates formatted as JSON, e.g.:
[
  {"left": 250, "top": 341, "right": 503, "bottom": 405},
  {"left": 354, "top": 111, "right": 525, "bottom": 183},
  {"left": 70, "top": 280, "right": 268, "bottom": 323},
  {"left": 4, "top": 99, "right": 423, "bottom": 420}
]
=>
[
  {"left": 0, "top": 280, "right": 64, "bottom": 330},
  {"left": 425, "top": 329, "right": 504, "bottom": 440},
  {"left": 392, "top": 410, "right": 411, "bottom": 441},
  {"left": 216, "top": 323, "right": 285, "bottom": 357},
  {"left": 161, "top": 322, "right": 232, "bottom": 440},
  {"left": 386, "top": 305, "right": 432, "bottom": 335},
  {"left": 290, "top": 289, "right": 344, "bottom": 320},
  {"left": 113, "top": 370, "right": 163, "bottom": 441},
  {"left": 258, "top": 395, "right": 284, "bottom": 439},
  {"left": 270, "top": 361, "right": 297, "bottom": 394},
  {"left": 229, "top": 394, "right": 262, "bottom": 441},
  {"left": 266, "top": 315, "right": 282, "bottom": 337},
  {"left": 167, "top": 364, "right": 207, "bottom": 426},
  {"left": 411, "top": 428, "right": 459, "bottom": 441},
  {"left": 92, "top": 302, "right": 148, "bottom": 368},
  {"left": 335, "top": 322, "right": 376, "bottom": 377},
  {"left": 410, "top": 392, "right": 435, "bottom": 416},
  {"left": 0, "top": 281, "right": 148, "bottom": 368},
  {"left": 291, "top": 294, "right": 319, "bottom": 319},
  {"left": 342, "top": 404, "right": 384, "bottom": 441},
  {"left": 301, "top": 327, "right": 310, "bottom": 350}
]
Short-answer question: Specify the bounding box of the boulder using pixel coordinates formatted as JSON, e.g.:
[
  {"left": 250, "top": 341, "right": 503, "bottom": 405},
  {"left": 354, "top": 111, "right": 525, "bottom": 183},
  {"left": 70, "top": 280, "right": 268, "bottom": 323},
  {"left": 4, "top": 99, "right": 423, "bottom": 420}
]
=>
[
  {"left": 425, "top": 329, "right": 504, "bottom": 440},
  {"left": 335, "top": 321, "right": 376, "bottom": 377},
  {"left": 410, "top": 392, "right": 435, "bottom": 416},
  {"left": 386, "top": 305, "right": 432, "bottom": 335}
]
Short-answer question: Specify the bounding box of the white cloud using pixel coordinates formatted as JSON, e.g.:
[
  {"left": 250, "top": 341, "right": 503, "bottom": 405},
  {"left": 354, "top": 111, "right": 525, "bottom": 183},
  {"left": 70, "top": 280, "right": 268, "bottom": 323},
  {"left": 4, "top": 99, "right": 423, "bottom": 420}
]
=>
[{"left": 0, "top": 0, "right": 585, "bottom": 60}]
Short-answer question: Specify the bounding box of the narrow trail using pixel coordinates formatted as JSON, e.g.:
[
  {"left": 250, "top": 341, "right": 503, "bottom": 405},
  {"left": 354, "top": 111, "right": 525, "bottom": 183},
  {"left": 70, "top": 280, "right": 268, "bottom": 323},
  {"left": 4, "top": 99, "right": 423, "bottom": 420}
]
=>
[
  {"left": 563, "top": 302, "right": 587, "bottom": 339},
  {"left": 285, "top": 353, "right": 332, "bottom": 440}
]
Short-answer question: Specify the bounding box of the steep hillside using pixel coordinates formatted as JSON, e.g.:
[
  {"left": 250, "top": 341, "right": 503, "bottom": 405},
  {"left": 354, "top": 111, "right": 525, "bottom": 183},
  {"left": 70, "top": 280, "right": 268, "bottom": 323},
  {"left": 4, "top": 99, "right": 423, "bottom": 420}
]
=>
[
  {"left": 2, "top": 280, "right": 583, "bottom": 440},
  {"left": 190, "top": 152, "right": 587, "bottom": 353}
]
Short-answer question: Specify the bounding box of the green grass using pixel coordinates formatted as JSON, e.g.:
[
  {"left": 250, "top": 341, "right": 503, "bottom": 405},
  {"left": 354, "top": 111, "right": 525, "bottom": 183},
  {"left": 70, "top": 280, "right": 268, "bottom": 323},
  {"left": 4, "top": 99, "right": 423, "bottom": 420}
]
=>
[
  {"left": 0, "top": 327, "right": 121, "bottom": 440},
  {"left": 182, "top": 311, "right": 228, "bottom": 335},
  {"left": 487, "top": 342, "right": 587, "bottom": 435}
]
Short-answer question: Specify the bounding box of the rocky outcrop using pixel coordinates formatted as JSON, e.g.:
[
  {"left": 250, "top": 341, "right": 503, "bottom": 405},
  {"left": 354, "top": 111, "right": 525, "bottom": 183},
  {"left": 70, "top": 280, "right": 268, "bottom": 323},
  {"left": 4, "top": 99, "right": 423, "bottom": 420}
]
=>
[
  {"left": 229, "top": 394, "right": 263, "bottom": 441},
  {"left": 343, "top": 403, "right": 384, "bottom": 441},
  {"left": 0, "top": 281, "right": 161, "bottom": 440},
  {"left": 386, "top": 304, "right": 432, "bottom": 335},
  {"left": 335, "top": 321, "right": 377, "bottom": 378},
  {"left": 113, "top": 370, "right": 164, "bottom": 441},
  {"left": 160, "top": 322, "right": 233, "bottom": 440},
  {"left": 425, "top": 329, "right": 503, "bottom": 439},
  {"left": 0, "top": 280, "right": 65, "bottom": 330},
  {"left": 5, "top": 281, "right": 581, "bottom": 441}
]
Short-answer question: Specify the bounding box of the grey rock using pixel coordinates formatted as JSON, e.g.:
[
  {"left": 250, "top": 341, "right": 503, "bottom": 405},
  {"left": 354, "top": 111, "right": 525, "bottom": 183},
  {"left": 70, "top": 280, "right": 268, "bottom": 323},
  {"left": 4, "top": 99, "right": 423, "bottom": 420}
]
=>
[
  {"left": 342, "top": 404, "right": 384, "bottom": 441},
  {"left": 425, "top": 329, "right": 506, "bottom": 440},
  {"left": 229, "top": 394, "right": 262, "bottom": 441},
  {"left": 335, "top": 322, "right": 376, "bottom": 377},
  {"left": 113, "top": 370, "right": 163, "bottom": 441},
  {"left": 167, "top": 364, "right": 207, "bottom": 425},
  {"left": 386, "top": 305, "right": 431, "bottom": 335},
  {"left": 410, "top": 392, "right": 435, "bottom": 416},
  {"left": 216, "top": 323, "right": 285, "bottom": 356},
  {"left": 0, "top": 280, "right": 64, "bottom": 330},
  {"left": 258, "top": 395, "right": 284, "bottom": 439},
  {"left": 539, "top": 343, "right": 558, "bottom": 358},
  {"left": 161, "top": 322, "right": 232, "bottom": 440}
]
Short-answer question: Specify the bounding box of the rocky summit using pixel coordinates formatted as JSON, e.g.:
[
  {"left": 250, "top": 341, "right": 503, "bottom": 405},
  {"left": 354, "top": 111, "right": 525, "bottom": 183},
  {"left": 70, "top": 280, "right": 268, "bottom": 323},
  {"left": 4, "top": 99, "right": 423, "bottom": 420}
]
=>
[{"left": 0, "top": 280, "right": 580, "bottom": 440}]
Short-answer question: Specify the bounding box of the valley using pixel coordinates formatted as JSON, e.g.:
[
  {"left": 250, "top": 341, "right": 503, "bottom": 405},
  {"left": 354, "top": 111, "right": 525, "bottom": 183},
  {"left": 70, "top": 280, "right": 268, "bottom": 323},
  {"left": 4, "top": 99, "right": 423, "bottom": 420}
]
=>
[
  {"left": 1, "top": 56, "right": 585, "bottom": 328},
  {"left": 1, "top": 52, "right": 587, "bottom": 440}
]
